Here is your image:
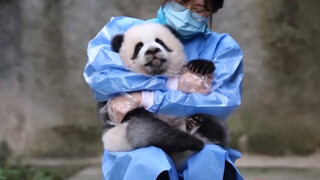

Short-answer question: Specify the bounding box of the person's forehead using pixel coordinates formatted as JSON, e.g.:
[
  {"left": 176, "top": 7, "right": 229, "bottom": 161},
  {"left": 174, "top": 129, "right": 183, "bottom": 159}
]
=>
[{"left": 189, "top": 0, "right": 205, "bottom": 6}]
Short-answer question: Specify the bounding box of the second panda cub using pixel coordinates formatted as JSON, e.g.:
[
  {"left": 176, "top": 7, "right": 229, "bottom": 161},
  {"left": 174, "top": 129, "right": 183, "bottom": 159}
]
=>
[{"left": 101, "top": 23, "right": 229, "bottom": 165}]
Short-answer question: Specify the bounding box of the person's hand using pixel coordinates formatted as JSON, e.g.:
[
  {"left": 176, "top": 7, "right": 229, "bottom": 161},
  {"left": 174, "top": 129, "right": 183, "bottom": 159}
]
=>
[
  {"left": 177, "top": 67, "right": 213, "bottom": 95},
  {"left": 177, "top": 60, "right": 215, "bottom": 95},
  {"left": 107, "top": 92, "right": 142, "bottom": 123}
]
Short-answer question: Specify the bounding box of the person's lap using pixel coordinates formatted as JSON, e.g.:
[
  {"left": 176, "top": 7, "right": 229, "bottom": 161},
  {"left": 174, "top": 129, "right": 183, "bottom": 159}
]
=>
[{"left": 102, "top": 144, "right": 243, "bottom": 180}]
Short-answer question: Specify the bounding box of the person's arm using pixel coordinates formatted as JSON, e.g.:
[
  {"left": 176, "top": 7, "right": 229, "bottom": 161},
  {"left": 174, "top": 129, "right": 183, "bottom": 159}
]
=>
[
  {"left": 107, "top": 65, "right": 214, "bottom": 123},
  {"left": 83, "top": 17, "right": 169, "bottom": 102},
  {"left": 146, "top": 34, "right": 244, "bottom": 120}
]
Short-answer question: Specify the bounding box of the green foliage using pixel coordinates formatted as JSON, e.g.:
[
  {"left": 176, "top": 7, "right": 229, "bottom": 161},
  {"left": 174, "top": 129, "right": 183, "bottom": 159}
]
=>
[
  {"left": 0, "top": 167, "right": 28, "bottom": 180},
  {"left": 0, "top": 140, "right": 83, "bottom": 180},
  {"left": 28, "top": 125, "right": 102, "bottom": 158},
  {"left": 229, "top": 0, "right": 320, "bottom": 156},
  {"left": 259, "top": 0, "right": 320, "bottom": 111},
  {"left": 0, "top": 141, "right": 12, "bottom": 167},
  {"left": 283, "top": 126, "right": 318, "bottom": 155},
  {"left": 229, "top": 131, "right": 242, "bottom": 150},
  {"left": 246, "top": 130, "right": 287, "bottom": 156},
  {"left": 0, "top": 166, "right": 84, "bottom": 180},
  {"left": 31, "top": 170, "right": 61, "bottom": 180},
  {"left": 229, "top": 113, "right": 320, "bottom": 156},
  {"left": 0, "top": 167, "right": 61, "bottom": 180}
]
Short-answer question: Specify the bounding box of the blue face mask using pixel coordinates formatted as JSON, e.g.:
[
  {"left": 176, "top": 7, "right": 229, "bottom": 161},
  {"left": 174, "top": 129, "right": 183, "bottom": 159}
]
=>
[{"left": 158, "top": 3, "right": 209, "bottom": 39}]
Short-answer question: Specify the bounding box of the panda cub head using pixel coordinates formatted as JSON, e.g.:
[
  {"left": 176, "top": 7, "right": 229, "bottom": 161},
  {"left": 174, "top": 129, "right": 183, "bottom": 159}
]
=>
[{"left": 112, "top": 23, "right": 186, "bottom": 76}]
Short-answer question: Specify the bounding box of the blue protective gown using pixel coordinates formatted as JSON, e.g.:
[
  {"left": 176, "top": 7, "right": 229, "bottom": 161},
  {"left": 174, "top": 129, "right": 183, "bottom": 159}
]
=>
[{"left": 84, "top": 11, "right": 244, "bottom": 180}]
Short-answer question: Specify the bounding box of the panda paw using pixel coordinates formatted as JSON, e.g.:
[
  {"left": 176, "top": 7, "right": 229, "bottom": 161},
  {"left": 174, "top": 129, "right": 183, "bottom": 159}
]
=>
[
  {"left": 185, "top": 115, "right": 203, "bottom": 134},
  {"left": 187, "top": 59, "right": 215, "bottom": 75}
]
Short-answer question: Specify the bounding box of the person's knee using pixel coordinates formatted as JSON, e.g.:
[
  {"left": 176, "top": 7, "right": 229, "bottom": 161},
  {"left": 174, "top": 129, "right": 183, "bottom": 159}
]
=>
[
  {"left": 156, "top": 170, "right": 170, "bottom": 180},
  {"left": 223, "top": 161, "right": 237, "bottom": 180}
]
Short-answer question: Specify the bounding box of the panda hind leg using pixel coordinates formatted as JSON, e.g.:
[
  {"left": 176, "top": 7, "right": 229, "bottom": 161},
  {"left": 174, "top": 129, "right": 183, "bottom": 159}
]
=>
[{"left": 125, "top": 108, "right": 204, "bottom": 153}]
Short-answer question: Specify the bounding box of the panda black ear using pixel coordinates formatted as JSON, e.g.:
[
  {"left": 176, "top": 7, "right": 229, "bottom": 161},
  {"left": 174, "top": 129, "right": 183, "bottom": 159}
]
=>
[
  {"left": 164, "top": 25, "right": 180, "bottom": 39},
  {"left": 111, "top": 34, "right": 124, "bottom": 53}
]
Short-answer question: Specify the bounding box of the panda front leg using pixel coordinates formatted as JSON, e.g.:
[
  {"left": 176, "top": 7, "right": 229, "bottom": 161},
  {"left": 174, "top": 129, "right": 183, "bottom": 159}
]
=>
[{"left": 185, "top": 114, "right": 230, "bottom": 147}]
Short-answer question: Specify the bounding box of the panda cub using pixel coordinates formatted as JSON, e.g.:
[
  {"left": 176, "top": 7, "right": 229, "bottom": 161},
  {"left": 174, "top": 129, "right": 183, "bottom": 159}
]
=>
[
  {"left": 100, "top": 23, "right": 229, "bottom": 166},
  {"left": 111, "top": 22, "right": 186, "bottom": 76}
]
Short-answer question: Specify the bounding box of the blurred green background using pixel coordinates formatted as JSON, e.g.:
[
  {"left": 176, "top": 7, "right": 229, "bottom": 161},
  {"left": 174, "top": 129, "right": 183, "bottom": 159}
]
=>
[{"left": 0, "top": 0, "right": 319, "bottom": 162}]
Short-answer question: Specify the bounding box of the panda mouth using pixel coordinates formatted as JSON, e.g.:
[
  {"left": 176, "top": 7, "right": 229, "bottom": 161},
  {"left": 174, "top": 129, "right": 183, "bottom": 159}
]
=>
[{"left": 145, "top": 58, "right": 167, "bottom": 67}]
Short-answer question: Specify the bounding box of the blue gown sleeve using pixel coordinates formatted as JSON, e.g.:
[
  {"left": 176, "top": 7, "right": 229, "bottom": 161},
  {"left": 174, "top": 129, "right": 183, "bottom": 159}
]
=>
[
  {"left": 148, "top": 34, "right": 244, "bottom": 120},
  {"left": 83, "top": 17, "right": 169, "bottom": 102}
]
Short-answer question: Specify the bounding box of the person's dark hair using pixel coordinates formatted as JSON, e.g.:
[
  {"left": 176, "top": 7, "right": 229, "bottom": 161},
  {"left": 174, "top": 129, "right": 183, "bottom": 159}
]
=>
[{"left": 161, "top": 0, "right": 224, "bottom": 14}]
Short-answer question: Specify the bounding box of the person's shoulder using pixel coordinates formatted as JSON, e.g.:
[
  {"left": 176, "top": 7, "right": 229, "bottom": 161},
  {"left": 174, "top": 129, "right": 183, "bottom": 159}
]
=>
[
  {"left": 205, "top": 31, "right": 241, "bottom": 49},
  {"left": 105, "top": 16, "right": 146, "bottom": 33},
  {"left": 109, "top": 16, "right": 145, "bottom": 25}
]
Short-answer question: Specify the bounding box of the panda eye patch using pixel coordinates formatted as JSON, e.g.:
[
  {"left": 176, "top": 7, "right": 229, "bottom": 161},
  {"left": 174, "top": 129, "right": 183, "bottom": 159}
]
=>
[
  {"left": 155, "top": 38, "right": 172, "bottom": 52},
  {"left": 131, "top": 42, "right": 144, "bottom": 60}
]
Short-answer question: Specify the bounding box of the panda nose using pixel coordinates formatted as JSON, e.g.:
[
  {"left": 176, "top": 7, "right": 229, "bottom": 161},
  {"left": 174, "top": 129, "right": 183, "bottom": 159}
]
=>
[{"left": 145, "top": 48, "right": 161, "bottom": 56}]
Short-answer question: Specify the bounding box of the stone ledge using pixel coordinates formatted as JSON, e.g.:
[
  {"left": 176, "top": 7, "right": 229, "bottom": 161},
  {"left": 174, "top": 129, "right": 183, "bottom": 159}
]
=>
[
  {"left": 236, "top": 153, "right": 320, "bottom": 169},
  {"left": 20, "top": 157, "right": 101, "bottom": 167}
]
